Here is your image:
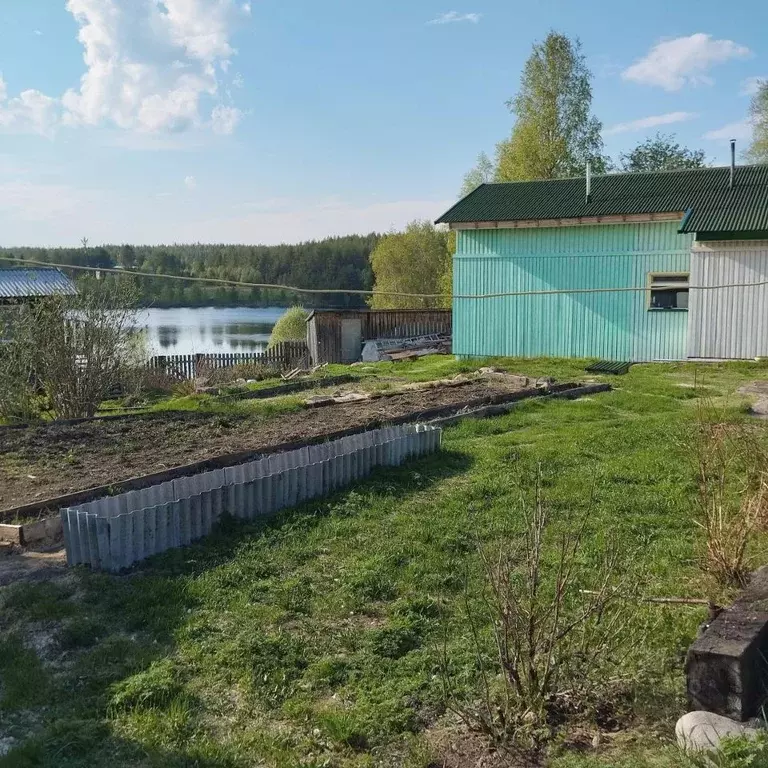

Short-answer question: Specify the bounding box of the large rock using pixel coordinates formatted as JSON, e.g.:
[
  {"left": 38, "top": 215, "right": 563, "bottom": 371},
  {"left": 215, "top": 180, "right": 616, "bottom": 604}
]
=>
[{"left": 676, "top": 711, "right": 759, "bottom": 753}]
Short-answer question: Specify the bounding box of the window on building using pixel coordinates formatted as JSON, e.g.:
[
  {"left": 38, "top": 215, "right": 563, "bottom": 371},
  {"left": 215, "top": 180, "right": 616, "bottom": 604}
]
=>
[{"left": 649, "top": 273, "right": 689, "bottom": 310}]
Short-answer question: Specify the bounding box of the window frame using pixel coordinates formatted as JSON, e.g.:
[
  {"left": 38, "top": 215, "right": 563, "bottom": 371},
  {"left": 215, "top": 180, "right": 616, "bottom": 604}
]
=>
[{"left": 647, "top": 271, "right": 690, "bottom": 312}]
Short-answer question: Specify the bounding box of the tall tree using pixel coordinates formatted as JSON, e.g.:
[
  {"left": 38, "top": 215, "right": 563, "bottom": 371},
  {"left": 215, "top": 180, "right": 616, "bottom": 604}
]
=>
[
  {"left": 460, "top": 152, "right": 494, "bottom": 197},
  {"left": 369, "top": 221, "right": 451, "bottom": 309},
  {"left": 747, "top": 80, "right": 768, "bottom": 163},
  {"left": 495, "top": 32, "right": 606, "bottom": 181},
  {"left": 619, "top": 133, "right": 707, "bottom": 172}
]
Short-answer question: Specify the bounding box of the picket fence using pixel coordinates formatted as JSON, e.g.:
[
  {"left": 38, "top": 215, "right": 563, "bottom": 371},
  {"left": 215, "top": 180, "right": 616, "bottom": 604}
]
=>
[
  {"left": 147, "top": 340, "right": 309, "bottom": 379},
  {"left": 61, "top": 423, "right": 442, "bottom": 572}
]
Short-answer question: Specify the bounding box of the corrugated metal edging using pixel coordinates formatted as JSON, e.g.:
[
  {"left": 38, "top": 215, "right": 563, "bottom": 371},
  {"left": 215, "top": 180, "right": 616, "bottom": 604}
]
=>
[
  {"left": 688, "top": 242, "right": 768, "bottom": 359},
  {"left": 61, "top": 423, "right": 442, "bottom": 572},
  {"left": 453, "top": 224, "right": 692, "bottom": 361},
  {"left": 0, "top": 268, "right": 77, "bottom": 298}
]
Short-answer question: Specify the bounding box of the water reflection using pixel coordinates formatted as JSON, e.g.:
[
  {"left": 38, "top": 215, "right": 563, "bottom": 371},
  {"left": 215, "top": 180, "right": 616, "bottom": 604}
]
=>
[
  {"left": 157, "top": 325, "right": 180, "bottom": 350},
  {"left": 135, "top": 307, "right": 286, "bottom": 355}
]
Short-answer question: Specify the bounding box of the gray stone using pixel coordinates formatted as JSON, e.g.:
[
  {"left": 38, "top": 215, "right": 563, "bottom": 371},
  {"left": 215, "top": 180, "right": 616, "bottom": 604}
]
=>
[
  {"left": 686, "top": 566, "right": 768, "bottom": 720},
  {"left": 676, "top": 711, "right": 758, "bottom": 754}
]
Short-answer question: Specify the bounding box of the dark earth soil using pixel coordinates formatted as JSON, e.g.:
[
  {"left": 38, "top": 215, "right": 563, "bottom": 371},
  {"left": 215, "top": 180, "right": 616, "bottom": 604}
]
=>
[{"left": 0, "top": 379, "right": 530, "bottom": 513}]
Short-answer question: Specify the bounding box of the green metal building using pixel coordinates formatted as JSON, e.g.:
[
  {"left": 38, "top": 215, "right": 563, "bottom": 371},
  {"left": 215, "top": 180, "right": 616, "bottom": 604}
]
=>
[{"left": 436, "top": 164, "right": 768, "bottom": 361}]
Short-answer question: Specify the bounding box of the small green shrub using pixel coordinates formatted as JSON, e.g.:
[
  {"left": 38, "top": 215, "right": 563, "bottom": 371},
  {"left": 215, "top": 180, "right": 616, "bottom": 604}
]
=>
[
  {"left": 369, "top": 620, "right": 422, "bottom": 659},
  {"left": 317, "top": 708, "right": 369, "bottom": 751},
  {"left": 109, "top": 658, "right": 183, "bottom": 713},
  {"left": 687, "top": 731, "right": 768, "bottom": 767},
  {"left": 304, "top": 656, "right": 352, "bottom": 689},
  {"left": 268, "top": 306, "right": 309, "bottom": 348}
]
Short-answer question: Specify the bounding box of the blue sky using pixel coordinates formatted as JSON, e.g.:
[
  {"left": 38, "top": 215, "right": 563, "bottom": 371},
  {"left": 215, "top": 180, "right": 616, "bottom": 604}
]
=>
[{"left": 0, "top": 0, "right": 765, "bottom": 246}]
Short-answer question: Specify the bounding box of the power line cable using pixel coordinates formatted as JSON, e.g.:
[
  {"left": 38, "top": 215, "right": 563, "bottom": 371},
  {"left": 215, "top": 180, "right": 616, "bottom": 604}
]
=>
[{"left": 2, "top": 254, "right": 768, "bottom": 300}]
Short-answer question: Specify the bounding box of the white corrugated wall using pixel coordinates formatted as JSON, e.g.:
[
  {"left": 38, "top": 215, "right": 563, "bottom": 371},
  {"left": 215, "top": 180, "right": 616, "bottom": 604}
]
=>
[{"left": 688, "top": 241, "right": 768, "bottom": 359}]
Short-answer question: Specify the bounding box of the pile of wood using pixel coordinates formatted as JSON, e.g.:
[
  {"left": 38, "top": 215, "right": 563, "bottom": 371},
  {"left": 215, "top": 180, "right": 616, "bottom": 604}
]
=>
[{"left": 361, "top": 334, "right": 452, "bottom": 363}]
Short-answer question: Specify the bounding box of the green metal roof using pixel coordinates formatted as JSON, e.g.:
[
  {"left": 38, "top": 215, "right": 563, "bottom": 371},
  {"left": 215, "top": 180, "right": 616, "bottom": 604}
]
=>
[{"left": 436, "top": 165, "right": 768, "bottom": 234}]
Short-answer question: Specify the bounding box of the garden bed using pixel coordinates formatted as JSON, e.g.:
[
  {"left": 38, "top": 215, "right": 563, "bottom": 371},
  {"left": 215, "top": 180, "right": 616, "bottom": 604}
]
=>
[{"left": 0, "top": 375, "right": 572, "bottom": 521}]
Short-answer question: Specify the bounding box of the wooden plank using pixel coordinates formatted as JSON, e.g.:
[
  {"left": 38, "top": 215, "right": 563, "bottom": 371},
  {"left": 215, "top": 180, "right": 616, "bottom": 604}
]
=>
[{"left": 449, "top": 211, "right": 684, "bottom": 230}]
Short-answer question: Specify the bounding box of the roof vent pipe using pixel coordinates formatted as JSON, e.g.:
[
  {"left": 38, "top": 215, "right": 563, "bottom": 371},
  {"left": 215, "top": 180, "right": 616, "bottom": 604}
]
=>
[
  {"left": 586, "top": 161, "right": 592, "bottom": 204},
  {"left": 730, "top": 140, "right": 736, "bottom": 189}
]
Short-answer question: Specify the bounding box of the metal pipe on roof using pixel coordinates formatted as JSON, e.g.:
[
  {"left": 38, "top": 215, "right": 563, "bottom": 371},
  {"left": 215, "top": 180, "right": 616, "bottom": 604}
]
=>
[
  {"left": 586, "top": 161, "right": 592, "bottom": 203},
  {"left": 730, "top": 140, "right": 736, "bottom": 189}
]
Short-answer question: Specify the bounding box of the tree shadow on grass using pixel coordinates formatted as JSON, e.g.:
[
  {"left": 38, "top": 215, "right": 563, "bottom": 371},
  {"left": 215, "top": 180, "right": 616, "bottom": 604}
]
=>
[
  {"left": 139, "top": 447, "right": 475, "bottom": 582},
  {"left": 0, "top": 449, "right": 474, "bottom": 767}
]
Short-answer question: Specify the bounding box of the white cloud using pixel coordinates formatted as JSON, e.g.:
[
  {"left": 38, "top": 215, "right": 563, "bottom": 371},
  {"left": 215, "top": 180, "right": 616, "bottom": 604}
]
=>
[
  {"left": 741, "top": 76, "right": 767, "bottom": 97},
  {"left": 0, "top": 76, "right": 60, "bottom": 137},
  {"left": 604, "top": 111, "right": 698, "bottom": 136},
  {"left": 33, "top": 30, "right": 43, "bottom": 36},
  {"left": 211, "top": 104, "right": 242, "bottom": 134},
  {"left": 702, "top": 120, "right": 753, "bottom": 141},
  {"left": 184, "top": 175, "right": 197, "bottom": 190},
  {"left": 427, "top": 11, "right": 481, "bottom": 25},
  {"left": 622, "top": 33, "right": 751, "bottom": 91},
  {"left": 0, "top": 0, "right": 249, "bottom": 138},
  {"left": 103, "top": 130, "right": 206, "bottom": 151}
]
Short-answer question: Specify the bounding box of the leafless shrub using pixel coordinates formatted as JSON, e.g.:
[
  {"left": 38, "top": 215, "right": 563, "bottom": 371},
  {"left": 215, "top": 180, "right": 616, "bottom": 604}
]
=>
[
  {"left": 440, "top": 472, "right": 640, "bottom": 753},
  {"left": 4, "top": 278, "right": 139, "bottom": 419},
  {"left": 691, "top": 401, "right": 768, "bottom": 587},
  {"left": 172, "top": 379, "right": 197, "bottom": 398},
  {"left": 123, "top": 366, "right": 180, "bottom": 397},
  {"left": 0, "top": 310, "right": 40, "bottom": 422},
  {"left": 197, "top": 360, "right": 282, "bottom": 386}
]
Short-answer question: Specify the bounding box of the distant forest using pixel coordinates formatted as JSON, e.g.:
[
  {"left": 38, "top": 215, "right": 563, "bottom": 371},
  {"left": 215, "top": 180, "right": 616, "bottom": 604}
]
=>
[{"left": 0, "top": 234, "right": 380, "bottom": 308}]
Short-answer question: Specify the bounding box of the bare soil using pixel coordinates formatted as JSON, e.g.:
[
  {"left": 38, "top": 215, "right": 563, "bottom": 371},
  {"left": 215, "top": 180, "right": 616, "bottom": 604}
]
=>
[
  {"left": 0, "top": 378, "right": 531, "bottom": 514},
  {"left": 0, "top": 549, "right": 68, "bottom": 588}
]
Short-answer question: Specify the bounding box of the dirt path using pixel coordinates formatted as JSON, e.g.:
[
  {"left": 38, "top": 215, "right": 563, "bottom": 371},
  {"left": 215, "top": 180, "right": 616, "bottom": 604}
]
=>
[
  {"left": 0, "top": 548, "right": 67, "bottom": 587},
  {"left": 1, "top": 379, "right": 527, "bottom": 513}
]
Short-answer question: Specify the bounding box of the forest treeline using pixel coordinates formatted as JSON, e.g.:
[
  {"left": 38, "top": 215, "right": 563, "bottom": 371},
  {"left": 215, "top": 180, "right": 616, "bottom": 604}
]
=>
[{"left": 0, "top": 234, "right": 380, "bottom": 308}]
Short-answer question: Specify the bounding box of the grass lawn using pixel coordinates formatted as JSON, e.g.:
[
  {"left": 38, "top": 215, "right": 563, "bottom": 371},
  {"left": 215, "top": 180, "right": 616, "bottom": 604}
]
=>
[{"left": 2, "top": 358, "right": 767, "bottom": 767}]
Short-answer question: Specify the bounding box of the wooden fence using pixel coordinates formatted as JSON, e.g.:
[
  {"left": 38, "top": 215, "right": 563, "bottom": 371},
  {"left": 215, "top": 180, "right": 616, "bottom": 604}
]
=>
[{"left": 147, "top": 341, "right": 309, "bottom": 380}]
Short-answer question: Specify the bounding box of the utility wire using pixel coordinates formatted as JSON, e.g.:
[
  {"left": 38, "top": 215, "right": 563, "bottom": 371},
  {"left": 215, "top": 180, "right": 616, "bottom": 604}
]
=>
[{"left": 3, "top": 254, "right": 768, "bottom": 300}]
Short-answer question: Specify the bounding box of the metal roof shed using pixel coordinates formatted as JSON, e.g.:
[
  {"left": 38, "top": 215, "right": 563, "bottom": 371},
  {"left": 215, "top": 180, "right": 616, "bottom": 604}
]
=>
[
  {"left": 435, "top": 163, "right": 768, "bottom": 362},
  {"left": 0, "top": 268, "right": 77, "bottom": 304}
]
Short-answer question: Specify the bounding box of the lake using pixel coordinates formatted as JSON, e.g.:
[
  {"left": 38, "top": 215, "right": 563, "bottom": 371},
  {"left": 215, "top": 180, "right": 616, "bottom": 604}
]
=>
[{"left": 136, "top": 307, "right": 288, "bottom": 355}]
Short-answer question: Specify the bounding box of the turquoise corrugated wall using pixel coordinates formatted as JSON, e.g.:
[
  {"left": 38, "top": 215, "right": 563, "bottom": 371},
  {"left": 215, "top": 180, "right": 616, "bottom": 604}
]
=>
[{"left": 453, "top": 221, "right": 694, "bottom": 361}]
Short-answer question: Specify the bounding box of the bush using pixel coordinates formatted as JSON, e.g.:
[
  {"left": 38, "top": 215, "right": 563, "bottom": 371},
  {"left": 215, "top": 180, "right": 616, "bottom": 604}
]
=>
[
  {"left": 268, "top": 306, "right": 308, "bottom": 349},
  {"left": 197, "top": 360, "right": 281, "bottom": 386},
  {"left": 0, "top": 335, "right": 41, "bottom": 423},
  {"left": 3, "top": 278, "right": 140, "bottom": 419},
  {"left": 687, "top": 731, "right": 768, "bottom": 767},
  {"left": 691, "top": 401, "right": 768, "bottom": 587},
  {"left": 441, "top": 470, "right": 640, "bottom": 753}
]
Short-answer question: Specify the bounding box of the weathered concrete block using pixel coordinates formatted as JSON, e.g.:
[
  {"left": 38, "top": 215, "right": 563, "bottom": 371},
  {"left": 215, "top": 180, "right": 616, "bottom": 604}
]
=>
[
  {"left": 20, "top": 517, "right": 63, "bottom": 548},
  {"left": 686, "top": 567, "right": 768, "bottom": 720},
  {"left": 0, "top": 524, "right": 23, "bottom": 546}
]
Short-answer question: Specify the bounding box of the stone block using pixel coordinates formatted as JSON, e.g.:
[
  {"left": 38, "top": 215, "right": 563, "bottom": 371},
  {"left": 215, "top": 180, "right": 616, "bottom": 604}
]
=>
[{"left": 686, "top": 567, "right": 768, "bottom": 720}]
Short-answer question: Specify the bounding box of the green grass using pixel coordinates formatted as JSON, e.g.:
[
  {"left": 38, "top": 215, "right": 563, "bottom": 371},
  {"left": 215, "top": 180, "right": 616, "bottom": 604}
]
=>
[{"left": 2, "top": 358, "right": 768, "bottom": 767}]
